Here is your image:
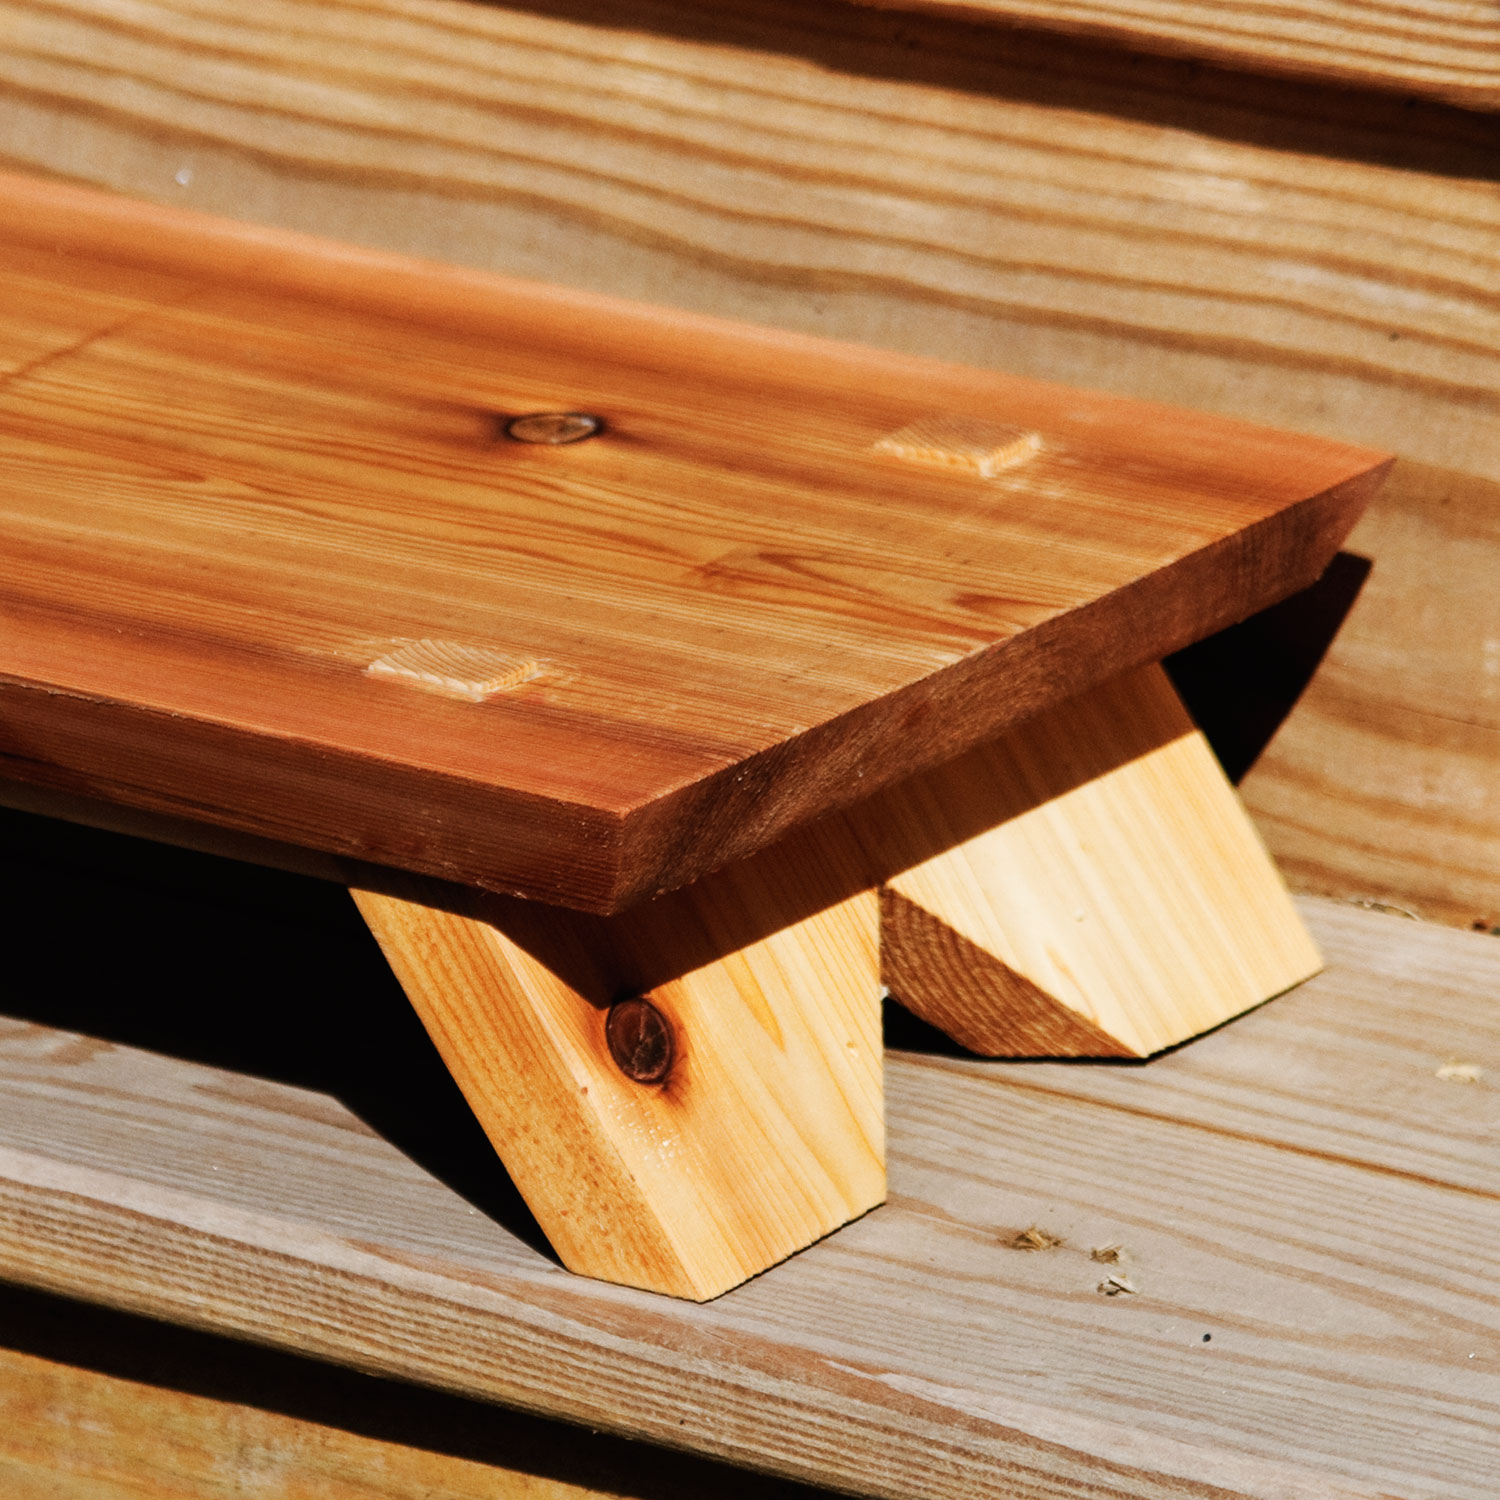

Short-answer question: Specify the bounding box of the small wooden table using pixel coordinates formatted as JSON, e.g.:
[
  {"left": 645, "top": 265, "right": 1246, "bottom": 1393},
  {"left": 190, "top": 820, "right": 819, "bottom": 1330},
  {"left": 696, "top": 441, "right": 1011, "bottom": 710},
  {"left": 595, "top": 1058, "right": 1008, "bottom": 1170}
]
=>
[{"left": 0, "top": 171, "right": 1388, "bottom": 1298}]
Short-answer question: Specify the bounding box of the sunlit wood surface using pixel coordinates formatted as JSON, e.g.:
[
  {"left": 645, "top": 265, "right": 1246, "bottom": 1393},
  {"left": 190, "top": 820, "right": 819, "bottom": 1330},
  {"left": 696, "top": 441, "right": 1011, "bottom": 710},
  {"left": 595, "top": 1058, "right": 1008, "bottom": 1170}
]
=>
[
  {"left": 0, "top": 0, "right": 1492, "bottom": 927},
  {"left": 0, "top": 172, "right": 1380, "bottom": 909},
  {"left": 0, "top": 1282, "right": 825, "bottom": 1500},
  {"left": 1, "top": 895, "right": 1496, "bottom": 1499},
  {"left": 1, "top": 4, "right": 1496, "bottom": 1494}
]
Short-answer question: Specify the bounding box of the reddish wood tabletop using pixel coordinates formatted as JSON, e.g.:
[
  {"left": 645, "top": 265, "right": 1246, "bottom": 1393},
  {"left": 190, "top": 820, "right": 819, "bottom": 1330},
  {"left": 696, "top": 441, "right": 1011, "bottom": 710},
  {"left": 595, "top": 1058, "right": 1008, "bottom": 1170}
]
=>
[{"left": 0, "top": 173, "right": 1387, "bottom": 910}]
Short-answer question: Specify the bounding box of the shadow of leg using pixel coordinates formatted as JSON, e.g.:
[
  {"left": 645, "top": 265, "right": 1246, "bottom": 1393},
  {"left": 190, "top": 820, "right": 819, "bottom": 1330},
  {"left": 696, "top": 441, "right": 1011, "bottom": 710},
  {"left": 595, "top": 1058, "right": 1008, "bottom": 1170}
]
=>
[
  {"left": 1165, "top": 551, "right": 1372, "bottom": 783},
  {"left": 0, "top": 806, "right": 551, "bottom": 1258}
]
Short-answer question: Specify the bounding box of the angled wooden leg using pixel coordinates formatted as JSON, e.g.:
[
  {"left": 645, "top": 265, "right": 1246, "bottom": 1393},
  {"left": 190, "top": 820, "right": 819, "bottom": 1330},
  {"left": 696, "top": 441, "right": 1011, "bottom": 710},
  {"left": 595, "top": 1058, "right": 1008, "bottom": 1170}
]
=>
[
  {"left": 850, "top": 664, "right": 1319, "bottom": 1058},
  {"left": 351, "top": 824, "right": 882, "bottom": 1302}
]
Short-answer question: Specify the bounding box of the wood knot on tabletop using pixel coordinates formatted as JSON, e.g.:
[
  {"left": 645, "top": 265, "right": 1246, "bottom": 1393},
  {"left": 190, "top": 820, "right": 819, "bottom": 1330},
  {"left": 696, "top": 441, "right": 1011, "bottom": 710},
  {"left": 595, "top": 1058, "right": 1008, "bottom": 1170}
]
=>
[
  {"left": 872, "top": 416, "right": 1041, "bottom": 477},
  {"left": 365, "top": 641, "right": 541, "bottom": 702},
  {"left": 606, "top": 997, "right": 675, "bottom": 1085},
  {"left": 502, "top": 411, "right": 603, "bottom": 445}
]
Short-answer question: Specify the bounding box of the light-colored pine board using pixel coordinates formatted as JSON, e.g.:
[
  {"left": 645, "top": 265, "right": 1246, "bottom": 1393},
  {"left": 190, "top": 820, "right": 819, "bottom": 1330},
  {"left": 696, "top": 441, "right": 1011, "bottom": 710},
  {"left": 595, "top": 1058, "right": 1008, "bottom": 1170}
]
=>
[
  {"left": 1, "top": 896, "right": 1496, "bottom": 1500},
  {"left": 0, "top": 171, "right": 1381, "bottom": 911},
  {"left": 867, "top": 664, "right": 1319, "bottom": 1056},
  {"left": 853, "top": 0, "right": 1500, "bottom": 112},
  {"left": 0, "top": 0, "right": 1491, "bottom": 929},
  {"left": 352, "top": 828, "right": 883, "bottom": 1299}
]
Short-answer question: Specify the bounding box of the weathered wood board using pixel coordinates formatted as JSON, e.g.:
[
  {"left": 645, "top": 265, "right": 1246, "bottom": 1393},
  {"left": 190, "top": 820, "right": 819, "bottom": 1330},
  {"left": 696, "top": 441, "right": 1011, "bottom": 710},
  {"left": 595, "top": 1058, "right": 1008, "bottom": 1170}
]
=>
[
  {"left": 0, "top": 0, "right": 1490, "bottom": 930},
  {"left": 0, "top": 1341, "right": 620, "bottom": 1500},
  {"left": 1240, "top": 459, "right": 1500, "bottom": 930},
  {"left": 852, "top": 0, "right": 1500, "bottom": 112},
  {"left": 1, "top": 895, "right": 1496, "bottom": 1500},
  {"left": 0, "top": 1287, "right": 826, "bottom": 1500},
  {"left": 0, "top": 172, "right": 1383, "bottom": 911}
]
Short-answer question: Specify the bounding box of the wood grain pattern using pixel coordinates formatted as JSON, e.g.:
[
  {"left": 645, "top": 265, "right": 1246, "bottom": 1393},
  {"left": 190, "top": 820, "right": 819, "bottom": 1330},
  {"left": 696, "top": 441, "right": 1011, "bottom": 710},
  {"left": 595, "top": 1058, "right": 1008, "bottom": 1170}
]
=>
[
  {"left": 0, "top": 0, "right": 1493, "bottom": 482},
  {"left": 0, "top": 670, "right": 1323, "bottom": 1071},
  {"left": 366, "top": 640, "right": 543, "bottom": 702},
  {"left": 355, "top": 662, "right": 1314, "bottom": 1289},
  {"left": 1240, "top": 458, "right": 1500, "bottom": 930},
  {"left": 869, "top": 664, "right": 1321, "bottom": 1056},
  {"left": 0, "top": 171, "right": 1384, "bottom": 911},
  {"left": 0, "top": 0, "right": 1491, "bottom": 928},
  {"left": 872, "top": 416, "right": 1042, "bottom": 477},
  {"left": 352, "top": 822, "right": 883, "bottom": 1299},
  {"left": 0, "top": 9, "right": 1493, "bottom": 1494},
  {"left": 0, "top": 1343, "right": 618, "bottom": 1500},
  {"left": 853, "top": 0, "right": 1500, "bottom": 111},
  {"left": 1, "top": 896, "right": 1496, "bottom": 1499},
  {"left": 0, "top": 1279, "right": 829, "bottom": 1500}
]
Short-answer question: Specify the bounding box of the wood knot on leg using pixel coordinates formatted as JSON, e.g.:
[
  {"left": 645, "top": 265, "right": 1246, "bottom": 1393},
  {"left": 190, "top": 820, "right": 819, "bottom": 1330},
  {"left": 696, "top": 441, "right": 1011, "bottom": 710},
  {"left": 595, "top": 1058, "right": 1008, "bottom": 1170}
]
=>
[{"left": 606, "top": 997, "right": 675, "bottom": 1084}]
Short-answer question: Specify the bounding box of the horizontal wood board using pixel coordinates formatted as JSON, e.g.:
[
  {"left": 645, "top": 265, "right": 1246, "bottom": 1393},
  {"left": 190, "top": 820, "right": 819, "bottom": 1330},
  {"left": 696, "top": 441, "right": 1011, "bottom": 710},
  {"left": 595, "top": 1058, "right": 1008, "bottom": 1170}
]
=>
[
  {"left": 0, "top": 1341, "right": 618, "bottom": 1500},
  {"left": 0, "top": 1279, "right": 835, "bottom": 1499},
  {"left": 0, "top": 0, "right": 1494, "bottom": 928},
  {"left": 0, "top": 171, "right": 1382, "bottom": 910},
  {"left": 852, "top": 0, "right": 1500, "bottom": 112},
  {"left": 0, "top": 895, "right": 1496, "bottom": 1500}
]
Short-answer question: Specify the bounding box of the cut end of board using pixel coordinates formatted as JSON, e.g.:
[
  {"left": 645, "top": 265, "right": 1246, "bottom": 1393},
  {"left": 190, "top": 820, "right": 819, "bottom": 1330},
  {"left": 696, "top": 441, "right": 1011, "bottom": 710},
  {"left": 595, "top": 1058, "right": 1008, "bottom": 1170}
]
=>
[{"left": 881, "top": 886, "right": 1142, "bottom": 1056}]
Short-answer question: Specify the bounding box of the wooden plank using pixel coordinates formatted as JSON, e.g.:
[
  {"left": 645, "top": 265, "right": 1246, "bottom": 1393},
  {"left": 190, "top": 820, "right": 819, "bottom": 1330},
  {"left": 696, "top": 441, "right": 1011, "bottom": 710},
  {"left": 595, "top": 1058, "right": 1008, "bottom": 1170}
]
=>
[
  {"left": 905, "top": 895, "right": 1500, "bottom": 1197},
  {"left": 0, "top": 1283, "right": 823, "bottom": 1500},
  {"left": 1, "top": 895, "right": 1497, "bottom": 1500},
  {"left": 0, "top": 0, "right": 1493, "bottom": 483},
  {"left": 0, "top": 171, "right": 1383, "bottom": 911},
  {"left": 851, "top": 0, "right": 1500, "bottom": 112},
  {"left": 0, "top": 1341, "right": 617, "bottom": 1500},
  {"left": 0, "top": 0, "right": 1492, "bottom": 927}
]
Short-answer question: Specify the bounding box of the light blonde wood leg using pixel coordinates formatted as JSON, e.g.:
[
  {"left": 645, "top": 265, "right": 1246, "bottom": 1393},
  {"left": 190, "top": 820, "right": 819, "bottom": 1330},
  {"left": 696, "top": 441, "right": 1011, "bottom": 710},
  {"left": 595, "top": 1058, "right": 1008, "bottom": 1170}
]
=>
[
  {"left": 849, "top": 664, "right": 1320, "bottom": 1058},
  {"left": 351, "top": 826, "right": 882, "bottom": 1302}
]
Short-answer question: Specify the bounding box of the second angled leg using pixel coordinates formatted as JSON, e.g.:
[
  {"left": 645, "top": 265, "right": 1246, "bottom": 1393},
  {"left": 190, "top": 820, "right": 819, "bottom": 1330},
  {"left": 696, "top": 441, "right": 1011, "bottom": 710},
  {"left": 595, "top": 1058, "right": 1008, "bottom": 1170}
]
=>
[{"left": 847, "top": 664, "right": 1319, "bottom": 1057}]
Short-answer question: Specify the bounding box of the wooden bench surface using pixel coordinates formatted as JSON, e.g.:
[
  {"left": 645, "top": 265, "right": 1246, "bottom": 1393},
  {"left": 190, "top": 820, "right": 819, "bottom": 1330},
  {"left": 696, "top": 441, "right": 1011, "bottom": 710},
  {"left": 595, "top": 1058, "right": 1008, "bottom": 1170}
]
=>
[
  {"left": 2, "top": 0, "right": 1495, "bottom": 929},
  {"left": 0, "top": 173, "right": 1383, "bottom": 909},
  {"left": 0, "top": 881, "right": 1496, "bottom": 1500}
]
